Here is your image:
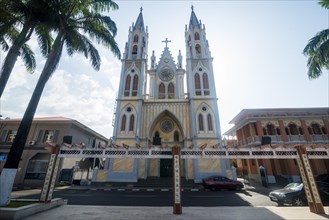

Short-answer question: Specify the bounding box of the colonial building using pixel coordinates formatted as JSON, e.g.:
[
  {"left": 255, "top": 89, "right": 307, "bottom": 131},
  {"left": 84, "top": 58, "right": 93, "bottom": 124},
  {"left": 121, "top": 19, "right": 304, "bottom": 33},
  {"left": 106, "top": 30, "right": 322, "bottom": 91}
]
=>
[
  {"left": 223, "top": 108, "right": 329, "bottom": 184},
  {"left": 108, "top": 7, "right": 228, "bottom": 183},
  {"left": 0, "top": 117, "right": 108, "bottom": 187}
]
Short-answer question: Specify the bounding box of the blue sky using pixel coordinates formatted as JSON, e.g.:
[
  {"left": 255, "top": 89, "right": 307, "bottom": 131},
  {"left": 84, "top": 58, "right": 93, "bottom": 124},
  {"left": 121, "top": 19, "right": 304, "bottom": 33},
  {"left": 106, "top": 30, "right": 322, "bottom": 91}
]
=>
[{"left": 0, "top": 0, "right": 328, "bottom": 138}]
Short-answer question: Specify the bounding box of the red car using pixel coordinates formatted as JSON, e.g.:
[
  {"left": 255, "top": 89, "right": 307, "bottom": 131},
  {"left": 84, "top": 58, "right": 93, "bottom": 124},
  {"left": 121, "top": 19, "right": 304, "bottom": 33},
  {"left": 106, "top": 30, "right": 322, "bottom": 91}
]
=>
[{"left": 202, "top": 175, "right": 244, "bottom": 191}]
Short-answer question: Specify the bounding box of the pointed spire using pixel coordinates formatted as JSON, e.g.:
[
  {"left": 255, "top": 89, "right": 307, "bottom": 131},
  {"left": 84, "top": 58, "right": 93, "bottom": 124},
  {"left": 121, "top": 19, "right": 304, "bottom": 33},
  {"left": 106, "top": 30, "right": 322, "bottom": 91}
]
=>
[
  {"left": 189, "top": 5, "right": 201, "bottom": 29},
  {"left": 133, "top": 7, "right": 145, "bottom": 31}
]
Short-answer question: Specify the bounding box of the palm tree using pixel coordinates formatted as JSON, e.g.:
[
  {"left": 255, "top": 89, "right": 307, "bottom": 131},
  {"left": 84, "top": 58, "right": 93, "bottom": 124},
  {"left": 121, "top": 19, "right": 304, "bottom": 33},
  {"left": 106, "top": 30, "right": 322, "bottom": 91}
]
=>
[
  {"left": 0, "top": 0, "right": 53, "bottom": 98},
  {"left": 303, "top": 0, "right": 329, "bottom": 79},
  {"left": 0, "top": 0, "right": 120, "bottom": 206}
]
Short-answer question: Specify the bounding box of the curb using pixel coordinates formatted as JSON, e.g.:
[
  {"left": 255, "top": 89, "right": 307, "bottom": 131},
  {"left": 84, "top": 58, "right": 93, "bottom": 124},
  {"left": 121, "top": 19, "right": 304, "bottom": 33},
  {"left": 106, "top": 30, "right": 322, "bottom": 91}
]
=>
[
  {"left": 70, "top": 187, "right": 202, "bottom": 192},
  {"left": 0, "top": 198, "right": 66, "bottom": 220}
]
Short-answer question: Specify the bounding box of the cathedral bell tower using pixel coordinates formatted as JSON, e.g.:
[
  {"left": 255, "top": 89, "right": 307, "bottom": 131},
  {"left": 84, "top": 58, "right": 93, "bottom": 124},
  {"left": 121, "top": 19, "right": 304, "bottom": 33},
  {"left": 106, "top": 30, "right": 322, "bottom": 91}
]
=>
[
  {"left": 108, "top": 8, "right": 149, "bottom": 182},
  {"left": 113, "top": 8, "right": 148, "bottom": 141},
  {"left": 185, "top": 6, "right": 226, "bottom": 181}
]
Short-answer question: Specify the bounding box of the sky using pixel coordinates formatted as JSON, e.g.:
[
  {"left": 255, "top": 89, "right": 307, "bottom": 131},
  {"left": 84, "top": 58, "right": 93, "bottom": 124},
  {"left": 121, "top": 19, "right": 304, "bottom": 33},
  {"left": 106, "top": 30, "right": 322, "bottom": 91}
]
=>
[{"left": 0, "top": 0, "right": 328, "bottom": 139}]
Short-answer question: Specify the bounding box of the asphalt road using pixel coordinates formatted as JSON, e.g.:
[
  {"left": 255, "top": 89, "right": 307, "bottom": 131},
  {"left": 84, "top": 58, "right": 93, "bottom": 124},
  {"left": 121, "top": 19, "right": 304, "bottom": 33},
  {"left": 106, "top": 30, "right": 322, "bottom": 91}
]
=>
[{"left": 13, "top": 187, "right": 277, "bottom": 207}]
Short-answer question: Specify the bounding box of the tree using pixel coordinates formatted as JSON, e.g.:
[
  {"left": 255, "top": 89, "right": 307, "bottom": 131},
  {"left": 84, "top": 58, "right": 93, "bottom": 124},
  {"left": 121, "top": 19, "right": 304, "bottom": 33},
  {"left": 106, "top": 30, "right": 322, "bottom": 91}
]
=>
[
  {"left": 303, "top": 0, "right": 329, "bottom": 79},
  {"left": 0, "top": 0, "right": 120, "bottom": 206},
  {"left": 0, "top": 0, "right": 53, "bottom": 98}
]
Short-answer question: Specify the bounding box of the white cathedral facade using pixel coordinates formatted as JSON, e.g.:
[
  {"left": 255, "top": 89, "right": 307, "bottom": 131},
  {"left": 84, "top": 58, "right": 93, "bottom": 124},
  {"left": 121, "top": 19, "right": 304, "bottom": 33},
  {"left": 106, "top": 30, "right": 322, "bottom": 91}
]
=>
[{"left": 107, "top": 7, "right": 229, "bottom": 183}]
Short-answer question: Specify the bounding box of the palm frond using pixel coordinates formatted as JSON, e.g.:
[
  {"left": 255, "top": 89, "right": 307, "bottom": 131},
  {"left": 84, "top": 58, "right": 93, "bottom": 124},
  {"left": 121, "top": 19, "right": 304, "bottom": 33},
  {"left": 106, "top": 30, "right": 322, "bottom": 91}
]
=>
[
  {"left": 303, "top": 28, "right": 329, "bottom": 79},
  {"left": 35, "top": 25, "right": 53, "bottom": 57},
  {"left": 20, "top": 43, "right": 36, "bottom": 73},
  {"left": 76, "top": 13, "right": 120, "bottom": 58},
  {"left": 319, "top": 0, "right": 329, "bottom": 9},
  {"left": 303, "top": 29, "right": 329, "bottom": 55},
  {"left": 92, "top": 0, "right": 119, "bottom": 12},
  {"left": 65, "top": 29, "right": 101, "bottom": 70},
  {"left": 0, "top": 37, "right": 9, "bottom": 51}
]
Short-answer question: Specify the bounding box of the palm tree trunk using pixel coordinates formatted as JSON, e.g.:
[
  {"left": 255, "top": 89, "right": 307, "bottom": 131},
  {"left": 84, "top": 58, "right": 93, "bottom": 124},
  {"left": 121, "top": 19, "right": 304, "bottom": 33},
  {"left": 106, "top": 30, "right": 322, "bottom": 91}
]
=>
[
  {"left": 0, "top": 33, "right": 64, "bottom": 206},
  {"left": 0, "top": 23, "right": 34, "bottom": 98}
]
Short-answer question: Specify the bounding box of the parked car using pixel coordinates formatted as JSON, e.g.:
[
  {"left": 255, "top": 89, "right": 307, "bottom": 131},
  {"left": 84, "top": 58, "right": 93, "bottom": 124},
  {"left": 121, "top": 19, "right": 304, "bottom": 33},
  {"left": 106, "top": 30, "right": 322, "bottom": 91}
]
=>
[
  {"left": 202, "top": 175, "right": 244, "bottom": 191},
  {"left": 269, "top": 181, "right": 329, "bottom": 206}
]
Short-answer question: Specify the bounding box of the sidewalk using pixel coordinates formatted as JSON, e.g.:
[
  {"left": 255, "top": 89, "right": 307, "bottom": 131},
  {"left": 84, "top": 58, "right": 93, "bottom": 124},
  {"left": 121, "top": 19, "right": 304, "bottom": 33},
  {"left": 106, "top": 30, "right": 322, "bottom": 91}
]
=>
[
  {"left": 8, "top": 179, "right": 329, "bottom": 220},
  {"left": 22, "top": 205, "right": 329, "bottom": 220}
]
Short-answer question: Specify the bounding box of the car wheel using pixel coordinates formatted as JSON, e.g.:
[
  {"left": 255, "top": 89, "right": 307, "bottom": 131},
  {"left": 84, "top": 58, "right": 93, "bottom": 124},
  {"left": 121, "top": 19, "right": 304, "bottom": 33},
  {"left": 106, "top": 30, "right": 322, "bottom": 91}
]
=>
[
  {"left": 235, "top": 185, "right": 242, "bottom": 191},
  {"left": 277, "top": 201, "right": 284, "bottom": 206},
  {"left": 210, "top": 186, "right": 216, "bottom": 191},
  {"left": 292, "top": 197, "right": 304, "bottom": 206}
]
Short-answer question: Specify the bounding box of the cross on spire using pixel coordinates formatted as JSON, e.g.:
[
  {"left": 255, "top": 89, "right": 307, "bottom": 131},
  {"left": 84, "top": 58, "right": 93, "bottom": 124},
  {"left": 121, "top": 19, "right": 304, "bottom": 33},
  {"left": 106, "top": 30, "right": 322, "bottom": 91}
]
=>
[{"left": 162, "top": 38, "right": 171, "bottom": 48}]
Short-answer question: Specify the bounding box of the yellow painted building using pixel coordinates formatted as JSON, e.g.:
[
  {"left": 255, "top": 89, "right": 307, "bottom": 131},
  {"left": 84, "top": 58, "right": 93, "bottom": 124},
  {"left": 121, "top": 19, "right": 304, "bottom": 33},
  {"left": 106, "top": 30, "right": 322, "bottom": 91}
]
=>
[{"left": 106, "top": 7, "right": 228, "bottom": 183}]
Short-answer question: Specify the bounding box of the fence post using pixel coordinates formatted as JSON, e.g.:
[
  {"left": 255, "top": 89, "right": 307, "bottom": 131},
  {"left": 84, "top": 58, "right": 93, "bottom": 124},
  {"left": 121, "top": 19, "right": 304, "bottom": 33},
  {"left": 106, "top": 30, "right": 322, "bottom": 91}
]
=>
[
  {"left": 296, "top": 146, "right": 324, "bottom": 214},
  {"left": 172, "top": 146, "right": 182, "bottom": 214}
]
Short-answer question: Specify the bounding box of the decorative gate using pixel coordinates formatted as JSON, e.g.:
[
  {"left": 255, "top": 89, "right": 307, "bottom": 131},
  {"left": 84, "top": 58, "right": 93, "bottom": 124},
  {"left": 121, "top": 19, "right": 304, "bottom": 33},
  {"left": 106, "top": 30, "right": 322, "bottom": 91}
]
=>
[{"left": 55, "top": 142, "right": 329, "bottom": 214}]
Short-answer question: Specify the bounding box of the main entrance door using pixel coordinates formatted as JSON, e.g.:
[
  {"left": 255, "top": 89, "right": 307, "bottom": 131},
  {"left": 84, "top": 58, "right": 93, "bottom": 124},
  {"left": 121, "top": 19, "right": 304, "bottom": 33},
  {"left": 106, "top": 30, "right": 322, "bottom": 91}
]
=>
[{"left": 160, "top": 159, "right": 173, "bottom": 177}]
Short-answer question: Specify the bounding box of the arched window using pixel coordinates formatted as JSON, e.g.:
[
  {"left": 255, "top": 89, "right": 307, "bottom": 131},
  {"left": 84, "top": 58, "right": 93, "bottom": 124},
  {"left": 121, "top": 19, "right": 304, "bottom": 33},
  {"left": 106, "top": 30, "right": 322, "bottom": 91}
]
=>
[
  {"left": 159, "top": 83, "right": 165, "bottom": 99},
  {"left": 168, "top": 83, "right": 174, "bottom": 99},
  {"left": 155, "top": 131, "right": 160, "bottom": 137},
  {"left": 194, "top": 32, "right": 200, "bottom": 40},
  {"left": 202, "top": 73, "right": 210, "bottom": 95},
  {"left": 133, "top": 34, "right": 138, "bottom": 43},
  {"left": 132, "top": 45, "right": 138, "bottom": 54},
  {"left": 129, "top": 115, "right": 135, "bottom": 131},
  {"left": 263, "top": 128, "right": 267, "bottom": 135},
  {"left": 202, "top": 73, "right": 209, "bottom": 89},
  {"left": 198, "top": 114, "right": 204, "bottom": 131},
  {"left": 174, "top": 131, "right": 179, "bottom": 141},
  {"left": 308, "top": 127, "right": 313, "bottom": 135},
  {"left": 121, "top": 115, "right": 126, "bottom": 131},
  {"left": 153, "top": 131, "right": 161, "bottom": 145},
  {"left": 124, "top": 75, "right": 131, "bottom": 96},
  {"left": 288, "top": 123, "right": 299, "bottom": 135},
  {"left": 298, "top": 127, "right": 304, "bottom": 135},
  {"left": 207, "top": 114, "right": 213, "bottom": 131},
  {"left": 276, "top": 128, "right": 281, "bottom": 135},
  {"left": 132, "top": 75, "right": 138, "bottom": 96},
  {"left": 311, "top": 123, "right": 322, "bottom": 134},
  {"left": 195, "top": 44, "right": 201, "bottom": 54},
  {"left": 266, "top": 124, "right": 276, "bottom": 135},
  {"left": 322, "top": 126, "right": 328, "bottom": 134},
  {"left": 194, "top": 73, "right": 201, "bottom": 95}
]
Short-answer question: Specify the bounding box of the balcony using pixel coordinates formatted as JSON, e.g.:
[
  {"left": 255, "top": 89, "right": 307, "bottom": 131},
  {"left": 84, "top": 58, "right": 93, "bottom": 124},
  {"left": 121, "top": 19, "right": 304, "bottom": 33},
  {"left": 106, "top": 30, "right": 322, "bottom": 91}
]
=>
[
  {"left": 287, "top": 135, "right": 306, "bottom": 143},
  {"left": 311, "top": 134, "right": 329, "bottom": 143},
  {"left": 236, "top": 134, "right": 328, "bottom": 147}
]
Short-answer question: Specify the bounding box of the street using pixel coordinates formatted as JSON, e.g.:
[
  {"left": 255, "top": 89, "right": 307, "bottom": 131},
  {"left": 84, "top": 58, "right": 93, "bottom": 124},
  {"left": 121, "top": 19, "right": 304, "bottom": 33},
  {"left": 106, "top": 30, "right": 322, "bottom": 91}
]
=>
[{"left": 12, "top": 187, "right": 277, "bottom": 207}]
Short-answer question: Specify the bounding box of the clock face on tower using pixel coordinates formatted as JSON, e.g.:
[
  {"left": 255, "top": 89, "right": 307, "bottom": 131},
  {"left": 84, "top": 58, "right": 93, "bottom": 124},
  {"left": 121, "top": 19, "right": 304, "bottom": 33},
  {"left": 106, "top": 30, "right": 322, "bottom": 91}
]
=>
[{"left": 159, "top": 69, "right": 174, "bottom": 81}]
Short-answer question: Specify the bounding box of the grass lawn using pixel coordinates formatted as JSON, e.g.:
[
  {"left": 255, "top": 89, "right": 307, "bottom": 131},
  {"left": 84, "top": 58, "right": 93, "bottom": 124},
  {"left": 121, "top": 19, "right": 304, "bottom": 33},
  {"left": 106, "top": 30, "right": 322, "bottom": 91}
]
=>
[{"left": 5, "top": 200, "right": 37, "bottom": 208}]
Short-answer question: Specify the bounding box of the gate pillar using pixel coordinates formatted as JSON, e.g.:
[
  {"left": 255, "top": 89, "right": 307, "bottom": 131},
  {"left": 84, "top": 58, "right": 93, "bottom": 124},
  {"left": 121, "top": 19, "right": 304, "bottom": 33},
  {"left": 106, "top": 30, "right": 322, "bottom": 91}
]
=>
[
  {"left": 172, "top": 146, "right": 182, "bottom": 214},
  {"left": 40, "top": 144, "right": 60, "bottom": 203},
  {"left": 296, "top": 146, "right": 324, "bottom": 214}
]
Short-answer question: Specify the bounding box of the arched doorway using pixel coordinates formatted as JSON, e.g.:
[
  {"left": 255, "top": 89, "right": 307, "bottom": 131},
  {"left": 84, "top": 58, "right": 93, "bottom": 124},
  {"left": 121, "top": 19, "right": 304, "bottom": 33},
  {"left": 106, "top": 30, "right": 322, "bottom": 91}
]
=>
[{"left": 148, "top": 110, "right": 184, "bottom": 178}]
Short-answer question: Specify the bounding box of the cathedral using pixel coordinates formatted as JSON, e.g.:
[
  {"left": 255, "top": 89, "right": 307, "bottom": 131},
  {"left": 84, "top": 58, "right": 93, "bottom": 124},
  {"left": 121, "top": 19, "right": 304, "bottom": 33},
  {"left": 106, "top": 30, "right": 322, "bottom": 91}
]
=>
[{"left": 107, "top": 7, "right": 228, "bottom": 183}]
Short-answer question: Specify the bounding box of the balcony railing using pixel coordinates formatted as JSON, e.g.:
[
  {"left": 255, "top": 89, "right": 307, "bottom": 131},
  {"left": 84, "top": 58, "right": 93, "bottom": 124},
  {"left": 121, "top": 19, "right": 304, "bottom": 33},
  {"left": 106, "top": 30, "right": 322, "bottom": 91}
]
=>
[
  {"left": 312, "top": 134, "right": 329, "bottom": 143},
  {"left": 287, "top": 135, "right": 306, "bottom": 143},
  {"left": 237, "top": 134, "right": 328, "bottom": 147}
]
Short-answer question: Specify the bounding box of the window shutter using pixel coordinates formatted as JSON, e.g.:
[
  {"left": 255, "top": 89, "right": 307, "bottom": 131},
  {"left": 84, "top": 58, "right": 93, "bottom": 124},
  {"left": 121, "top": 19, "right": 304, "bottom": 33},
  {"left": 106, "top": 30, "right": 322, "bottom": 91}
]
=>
[
  {"left": 37, "top": 130, "right": 44, "bottom": 143},
  {"left": 53, "top": 130, "right": 59, "bottom": 143},
  {"left": 0, "top": 130, "right": 8, "bottom": 142}
]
